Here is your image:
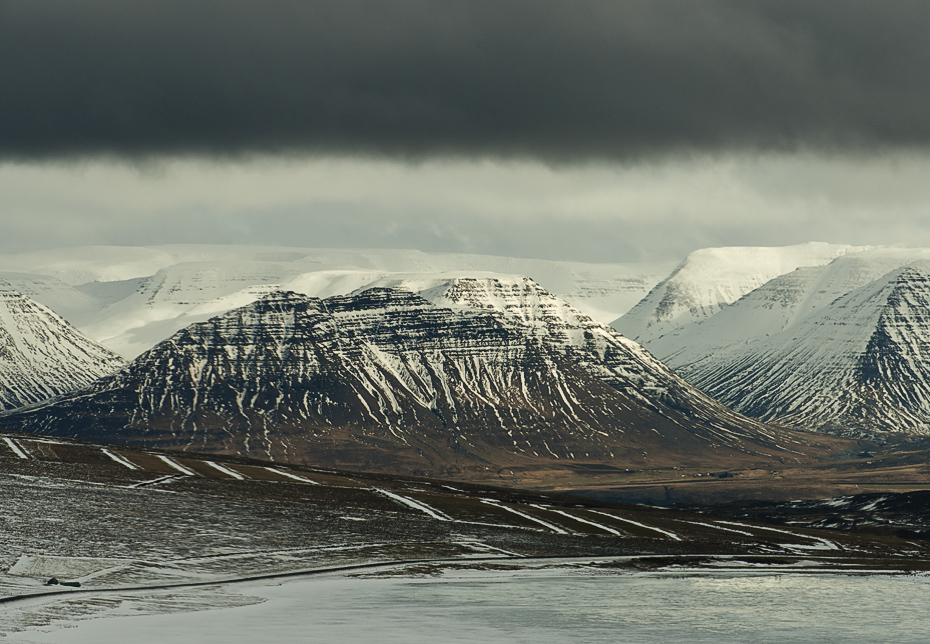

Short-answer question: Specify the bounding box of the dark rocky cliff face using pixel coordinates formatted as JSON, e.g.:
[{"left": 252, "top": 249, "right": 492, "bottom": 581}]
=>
[{"left": 0, "top": 284, "right": 825, "bottom": 476}]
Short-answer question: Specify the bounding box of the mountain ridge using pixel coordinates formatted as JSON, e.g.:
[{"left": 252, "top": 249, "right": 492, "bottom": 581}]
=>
[
  {"left": 0, "top": 280, "right": 833, "bottom": 478},
  {"left": 612, "top": 242, "right": 867, "bottom": 344},
  {"left": 0, "top": 244, "right": 673, "bottom": 358},
  {"left": 656, "top": 261, "right": 930, "bottom": 435}
]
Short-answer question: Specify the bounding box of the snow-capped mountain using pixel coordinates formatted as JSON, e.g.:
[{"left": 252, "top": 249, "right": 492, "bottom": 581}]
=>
[
  {"left": 0, "top": 245, "right": 673, "bottom": 358},
  {"left": 645, "top": 250, "right": 930, "bottom": 365},
  {"left": 0, "top": 290, "right": 126, "bottom": 410},
  {"left": 370, "top": 275, "right": 767, "bottom": 419},
  {"left": 612, "top": 242, "right": 866, "bottom": 344},
  {"left": 653, "top": 255, "right": 930, "bottom": 435},
  {"left": 0, "top": 281, "right": 821, "bottom": 475}
]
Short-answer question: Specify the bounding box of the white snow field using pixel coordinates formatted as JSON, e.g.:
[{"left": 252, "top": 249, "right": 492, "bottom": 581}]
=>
[
  {"left": 15, "top": 571, "right": 930, "bottom": 644},
  {"left": 0, "top": 245, "right": 674, "bottom": 357},
  {"left": 613, "top": 241, "right": 868, "bottom": 344}
]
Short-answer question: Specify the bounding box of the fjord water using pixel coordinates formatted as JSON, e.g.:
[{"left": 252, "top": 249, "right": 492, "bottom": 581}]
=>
[{"left": 19, "top": 572, "right": 930, "bottom": 643}]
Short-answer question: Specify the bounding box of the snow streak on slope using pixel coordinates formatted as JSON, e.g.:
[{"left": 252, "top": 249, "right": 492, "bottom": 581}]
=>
[
  {"left": 0, "top": 291, "right": 126, "bottom": 410},
  {"left": 666, "top": 259, "right": 930, "bottom": 435},
  {"left": 0, "top": 245, "right": 672, "bottom": 358},
  {"left": 613, "top": 242, "right": 866, "bottom": 344}
]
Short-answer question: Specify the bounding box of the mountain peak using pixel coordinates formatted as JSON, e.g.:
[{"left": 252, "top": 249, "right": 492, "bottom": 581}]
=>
[
  {"left": 658, "top": 261, "right": 930, "bottom": 435},
  {"left": 0, "top": 290, "right": 126, "bottom": 410}
]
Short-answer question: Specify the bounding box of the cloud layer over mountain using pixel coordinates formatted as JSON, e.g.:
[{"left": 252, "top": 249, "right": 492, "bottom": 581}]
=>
[{"left": 3, "top": 0, "right": 929, "bottom": 161}]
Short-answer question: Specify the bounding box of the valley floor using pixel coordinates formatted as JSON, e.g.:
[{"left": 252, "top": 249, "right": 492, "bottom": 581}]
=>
[{"left": 4, "top": 431, "right": 930, "bottom": 641}]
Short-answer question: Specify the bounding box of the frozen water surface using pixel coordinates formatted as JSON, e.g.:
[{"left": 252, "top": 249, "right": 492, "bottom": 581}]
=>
[{"left": 14, "top": 572, "right": 930, "bottom": 643}]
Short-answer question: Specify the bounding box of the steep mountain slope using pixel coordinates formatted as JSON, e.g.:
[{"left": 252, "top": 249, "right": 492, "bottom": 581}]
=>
[
  {"left": 612, "top": 242, "right": 865, "bottom": 344},
  {"left": 0, "top": 245, "right": 673, "bottom": 357},
  {"left": 0, "top": 283, "right": 829, "bottom": 477},
  {"left": 666, "top": 262, "right": 930, "bottom": 435},
  {"left": 372, "top": 275, "right": 778, "bottom": 427},
  {"left": 0, "top": 291, "right": 126, "bottom": 410},
  {"left": 646, "top": 251, "right": 929, "bottom": 368}
]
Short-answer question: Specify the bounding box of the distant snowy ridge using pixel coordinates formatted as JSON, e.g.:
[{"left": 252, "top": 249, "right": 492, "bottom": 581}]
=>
[
  {"left": 0, "top": 245, "right": 674, "bottom": 357},
  {"left": 612, "top": 242, "right": 869, "bottom": 344},
  {"left": 648, "top": 251, "right": 930, "bottom": 435},
  {"left": 0, "top": 289, "right": 126, "bottom": 410}
]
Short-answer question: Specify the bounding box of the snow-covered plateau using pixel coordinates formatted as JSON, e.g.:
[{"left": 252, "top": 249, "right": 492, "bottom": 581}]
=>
[
  {"left": 0, "top": 245, "right": 674, "bottom": 358},
  {"left": 612, "top": 242, "right": 868, "bottom": 345}
]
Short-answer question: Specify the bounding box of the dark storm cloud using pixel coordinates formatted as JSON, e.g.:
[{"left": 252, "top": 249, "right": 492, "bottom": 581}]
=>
[{"left": 3, "top": 0, "right": 930, "bottom": 161}]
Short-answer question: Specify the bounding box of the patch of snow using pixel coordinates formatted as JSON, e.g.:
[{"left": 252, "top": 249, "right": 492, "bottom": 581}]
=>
[
  {"left": 374, "top": 488, "right": 452, "bottom": 522},
  {"left": 100, "top": 449, "right": 139, "bottom": 470},
  {"left": 154, "top": 455, "right": 196, "bottom": 476},
  {"left": 480, "top": 500, "right": 569, "bottom": 534},
  {"left": 205, "top": 461, "right": 246, "bottom": 480},
  {"left": 543, "top": 508, "right": 624, "bottom": 536},
  {"left": 3, "top": 437, "right": 30, "bottom": 459},
  {"left": 264, "top": 468, "right": 321, "bottom": 485},
  {"left": 587, "top": 510, "right": 681, "bottom": 541}
]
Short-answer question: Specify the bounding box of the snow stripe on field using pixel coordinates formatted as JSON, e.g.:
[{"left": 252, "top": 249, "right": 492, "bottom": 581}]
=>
[
  {"left": 588, "top": 510, "right": 682, "bottom": 541},
  {"left": 715, "top": 520, "right": 838, "bottom": 550},
  {"left": 205, "top": 461, "right": 246, "bottom": 480},
  {"left": 128, "top": 475, "right": 183, "bottom": 488},
  {"left": 454, "top": 541, "right": 524, "bottom": 557},
  {"left": 677, "top": 520, "right": 753, "bottom": 536},
  {"left": 481, "top": 500, "right": 569, "bottom": 534},
  {"left": 101, "top": 449, "right": 139, "bottom": 470},
  {"left": 265, "top": 467, "right": 320, "bottom": 485},
  {"left": 155, "top": 455, "right": 196, "bottom": 476},
  {"left": 2, "top": 437, "right": 29, "bottom": 459},
  {"left": 542, "top": 507, "right": 624, "bottom": 536},
  {"left": 375, "top": 488, "right": 452, "bottom": 521}
]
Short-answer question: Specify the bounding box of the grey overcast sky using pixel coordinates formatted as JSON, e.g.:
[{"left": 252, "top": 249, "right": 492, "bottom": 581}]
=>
[{"left": 2, "top": 0, "right": 930, "bottom": 262}]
